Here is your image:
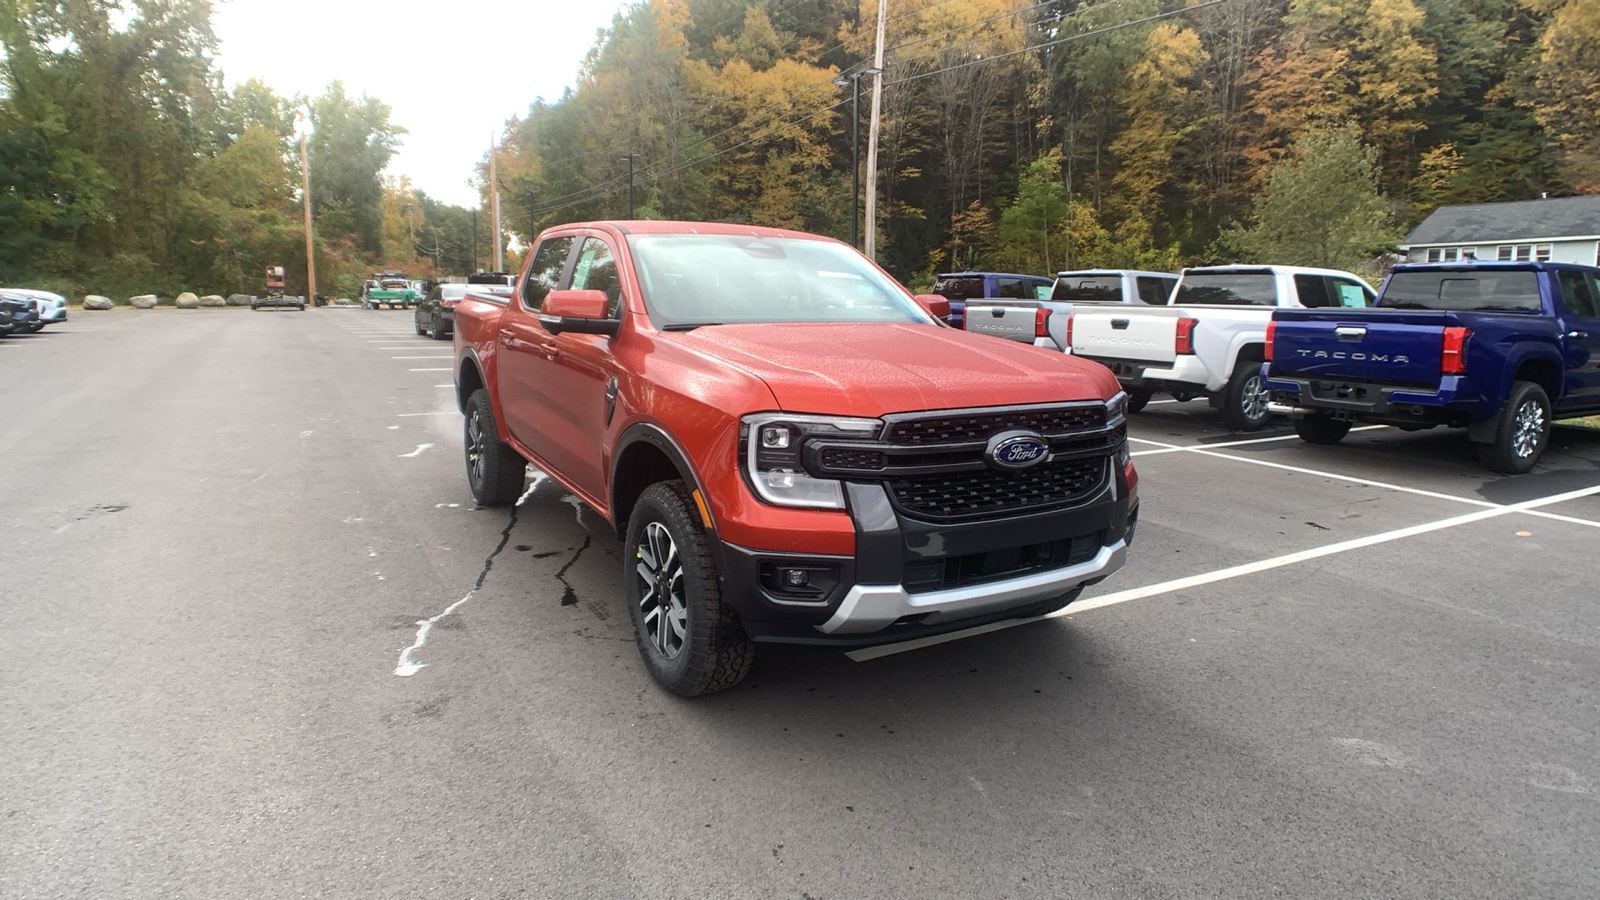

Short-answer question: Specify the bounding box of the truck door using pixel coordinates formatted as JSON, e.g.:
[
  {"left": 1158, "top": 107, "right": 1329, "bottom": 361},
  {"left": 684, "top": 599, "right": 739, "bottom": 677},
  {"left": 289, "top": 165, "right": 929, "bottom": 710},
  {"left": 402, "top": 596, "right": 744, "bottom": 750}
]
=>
[
  {"left": 1555, "top": 269, "right": 1600, "bottom": 410},
  {"left": 498, "top": 236, "right": 575, "bottom": 451},
  {"left": 532, "top": 236, "right": 626, "bottom": 502}
]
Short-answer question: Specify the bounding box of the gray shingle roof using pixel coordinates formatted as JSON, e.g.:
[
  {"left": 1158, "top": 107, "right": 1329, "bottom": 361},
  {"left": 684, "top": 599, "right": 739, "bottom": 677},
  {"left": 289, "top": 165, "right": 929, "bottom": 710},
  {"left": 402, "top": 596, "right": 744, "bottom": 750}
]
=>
[{"left": 1403, "top": 196, "right": 1600, "bottom": 245}]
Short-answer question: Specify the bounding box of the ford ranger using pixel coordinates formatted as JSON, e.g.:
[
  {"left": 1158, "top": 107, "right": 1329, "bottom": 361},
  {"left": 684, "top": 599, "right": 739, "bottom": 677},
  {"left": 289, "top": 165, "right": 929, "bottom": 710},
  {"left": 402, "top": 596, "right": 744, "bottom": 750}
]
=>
[
  {"left": 1263, "top": 261, "right": 1600, "bottom": 473},
  {"left": 453, "top": 222, "right": 1138, "bottom": 695},
  {"left": 1069, "top": 265, "right": 1375, "bottom": 429}
]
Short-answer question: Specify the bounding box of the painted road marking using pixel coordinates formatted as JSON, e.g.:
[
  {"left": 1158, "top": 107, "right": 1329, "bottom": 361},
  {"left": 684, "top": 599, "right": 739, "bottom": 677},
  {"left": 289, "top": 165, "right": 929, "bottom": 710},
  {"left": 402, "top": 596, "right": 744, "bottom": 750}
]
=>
[
  {"left": 409, "top": 367, "right": 450, "bottom": 372},
  {"left": 847, "top": 482, "right": 1600, "bottom": 662},
  {"left": 391, "top": 355, "right": 453, "bottom": 359},
  {"left": 397, "top": 411, "right": 453, "bottom": 417},
  {"left": 1130, "top": 426, "right": 1385, "bottom": 457}
]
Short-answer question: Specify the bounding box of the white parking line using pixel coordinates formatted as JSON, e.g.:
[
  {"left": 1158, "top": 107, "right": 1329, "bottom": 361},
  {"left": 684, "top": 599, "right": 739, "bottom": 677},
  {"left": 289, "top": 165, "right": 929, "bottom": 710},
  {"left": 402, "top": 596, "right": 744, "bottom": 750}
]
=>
[
  {"left": 409, "top": 367, "right": 450, "bottom": 372},
  {"left": 847, "top": 482, "right": 1600, "bottom": 662},
  {"left": 397, "top": 411, "right": 453, "bottom": 417},
  {"left": 1130, "top": 426, "right": 1386, "bottom": 457},
  {"left": 435, "top": 384, "right": 452, "bottom": 388},
  {"left": 391, "top": 355, "right": 452, "bottom": 359}
]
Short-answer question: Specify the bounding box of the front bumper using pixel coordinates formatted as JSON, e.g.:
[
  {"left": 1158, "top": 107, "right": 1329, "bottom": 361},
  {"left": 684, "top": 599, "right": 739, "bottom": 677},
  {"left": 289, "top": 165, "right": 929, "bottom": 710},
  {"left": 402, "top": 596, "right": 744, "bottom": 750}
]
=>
[
  {"left": 39, "top": 306, "right": 66, "bottom": 324},
  {"left": 713, "top": 474, "right": 1137, "bottom": 646}
]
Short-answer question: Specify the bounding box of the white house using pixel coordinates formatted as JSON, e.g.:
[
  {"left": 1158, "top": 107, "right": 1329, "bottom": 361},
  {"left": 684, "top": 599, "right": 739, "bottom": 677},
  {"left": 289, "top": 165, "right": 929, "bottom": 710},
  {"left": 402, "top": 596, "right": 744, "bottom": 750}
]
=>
[{"left": 1399, "top": 195, "right": 1600, "bottom": 266}]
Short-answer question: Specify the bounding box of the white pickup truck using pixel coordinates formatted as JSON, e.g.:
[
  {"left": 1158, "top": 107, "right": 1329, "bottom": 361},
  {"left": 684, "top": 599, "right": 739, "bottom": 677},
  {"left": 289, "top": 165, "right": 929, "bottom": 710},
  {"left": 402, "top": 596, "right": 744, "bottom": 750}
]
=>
[
  {"left": 1069, "top": 265, "right": 1376, "bottom": 430},
  {"left": 965, "top": 269, "right": 1177, "bottom": 350}
]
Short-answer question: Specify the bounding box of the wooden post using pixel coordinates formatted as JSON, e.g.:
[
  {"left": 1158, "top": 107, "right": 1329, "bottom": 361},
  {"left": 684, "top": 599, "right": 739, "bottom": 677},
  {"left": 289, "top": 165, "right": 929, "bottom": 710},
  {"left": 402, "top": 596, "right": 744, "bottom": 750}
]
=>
[
  {"left": 490, "top": 135, "right": 503, "bottom": 273},
  {"left": 863, "top": 0, "right": 887, "bottom": 260},
  {"left": 300, "top": 133, "right": 316, "bottom": 301}
]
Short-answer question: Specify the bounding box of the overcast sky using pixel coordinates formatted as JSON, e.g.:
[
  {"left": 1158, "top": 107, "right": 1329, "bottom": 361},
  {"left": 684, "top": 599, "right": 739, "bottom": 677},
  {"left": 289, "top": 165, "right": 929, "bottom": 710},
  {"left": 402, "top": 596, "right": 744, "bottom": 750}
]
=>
[{"left": 210, "top": 0, "right": 627, "bottom": 208}]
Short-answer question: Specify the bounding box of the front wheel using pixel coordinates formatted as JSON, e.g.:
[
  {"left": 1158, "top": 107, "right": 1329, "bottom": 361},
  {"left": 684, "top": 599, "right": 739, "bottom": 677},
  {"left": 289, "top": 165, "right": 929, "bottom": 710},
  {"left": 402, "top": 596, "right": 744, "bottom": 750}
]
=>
[
  {"left": 625, "top": 481, "right": 754, "bottom": 697},
  {"left": 464, "top": 389, "right": 527, "bottom": 505},
  {"left": 1478, "top": 381, "right": 1551, "bottom": 475},
  {"left": 1293, "top": 415, "right": 1351, "bottom": 445},
  {"left": 1218, "top": 364, "right": 1271, "bottom": 431}
]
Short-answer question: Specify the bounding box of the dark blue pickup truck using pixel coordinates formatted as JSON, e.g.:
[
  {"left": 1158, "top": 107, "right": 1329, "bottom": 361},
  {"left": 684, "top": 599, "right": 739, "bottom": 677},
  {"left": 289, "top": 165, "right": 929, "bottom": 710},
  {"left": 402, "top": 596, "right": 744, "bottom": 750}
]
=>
[{"left": 1262, "top": 261, "right": 1600, "bottom": 473}]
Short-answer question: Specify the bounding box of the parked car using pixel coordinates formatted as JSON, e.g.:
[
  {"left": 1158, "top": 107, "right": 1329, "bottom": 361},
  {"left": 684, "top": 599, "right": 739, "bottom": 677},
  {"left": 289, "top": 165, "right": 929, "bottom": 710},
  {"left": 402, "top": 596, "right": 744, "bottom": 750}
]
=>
[
  {"left": 1069, "top": 265, "right": 1376, "bottom": 429},
  {"left": 3, "top": 289, "right": 67, "bottom": 332},
  {"left": 416, "top": 283, "right": 511, "bottom": 339},
  {"left": 0, "top": 290, "right": 41, "bottom": 336},
  {"left": 453, "top": 221, "right": 1138, "bottom": 696},
  {"left": 931, "top": 271, "right": 1056, "bottom": 329},
  {"left": 252, "top": 294, "right": 305, "bottom": 311},
  {"left": 1264, "top": 261, "right": 1600, "bottom": 473},
  {"left": 965, "top": 269, "right": 1178, "bottom": 349}
]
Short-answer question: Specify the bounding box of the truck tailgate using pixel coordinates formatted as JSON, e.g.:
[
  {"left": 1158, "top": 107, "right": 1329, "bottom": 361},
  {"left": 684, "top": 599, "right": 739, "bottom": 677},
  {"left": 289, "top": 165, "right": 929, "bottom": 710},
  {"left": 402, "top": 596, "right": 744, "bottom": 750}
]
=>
[
  {"left": 1271, "top": 311, "right": 1450, "bottom": 386},
  {"left": 965, "top": 300, "right": 1042, "bottom": 343},
  {"left": 1071, "top": 308, "right": 1179, "bottom": 363}
]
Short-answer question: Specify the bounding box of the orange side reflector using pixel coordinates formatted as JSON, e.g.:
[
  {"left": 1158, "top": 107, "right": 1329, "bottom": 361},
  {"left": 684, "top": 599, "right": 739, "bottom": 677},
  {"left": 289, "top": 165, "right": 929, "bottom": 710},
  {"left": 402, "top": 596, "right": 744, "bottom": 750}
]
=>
[{"left": 692, "top": 489, "right": 714, "bottom": 529}]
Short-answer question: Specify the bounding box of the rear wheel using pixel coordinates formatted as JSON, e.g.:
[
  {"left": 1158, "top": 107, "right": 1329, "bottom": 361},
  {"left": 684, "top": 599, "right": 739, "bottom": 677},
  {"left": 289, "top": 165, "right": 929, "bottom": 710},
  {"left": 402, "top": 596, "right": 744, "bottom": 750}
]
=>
[
  {"left": 625, "top": 481, "right": 754, "bottom": 697},
  {"left": 1126, "top": 389, "right": 1153, "bottom": 414},
  {"left": 464, "top": 389, "right": 527, "bottom": 505},
  {"left": 1478, "top": 381, "right": 1551, "bottom": 475},
  {"left": 430, "top": 315, "right": 446, "bottom": 340},
  {"left": 415, "top": 317, "right": 427, "bottom": 336},
  {"left": 1293, "top": 415, "right": 1351, "bottom": 445},
  {"left": 1218, "top": 364, "right": 1270, "bottom": 431}
]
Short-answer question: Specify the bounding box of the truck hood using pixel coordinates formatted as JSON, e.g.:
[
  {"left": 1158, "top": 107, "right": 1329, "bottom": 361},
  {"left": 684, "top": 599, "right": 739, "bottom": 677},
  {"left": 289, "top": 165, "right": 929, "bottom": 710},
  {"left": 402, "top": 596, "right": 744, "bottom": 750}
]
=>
[{"left": 669, "top": 322, "right": 1118, "bottom": 415}]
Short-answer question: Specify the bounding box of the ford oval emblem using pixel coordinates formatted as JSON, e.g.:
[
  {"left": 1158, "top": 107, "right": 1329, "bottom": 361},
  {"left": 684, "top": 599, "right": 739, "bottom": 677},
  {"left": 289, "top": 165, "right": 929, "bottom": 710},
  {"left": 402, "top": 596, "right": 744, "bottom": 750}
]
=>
[{"left": 985, "top": 430, "right": 1051, "bottom": 471}]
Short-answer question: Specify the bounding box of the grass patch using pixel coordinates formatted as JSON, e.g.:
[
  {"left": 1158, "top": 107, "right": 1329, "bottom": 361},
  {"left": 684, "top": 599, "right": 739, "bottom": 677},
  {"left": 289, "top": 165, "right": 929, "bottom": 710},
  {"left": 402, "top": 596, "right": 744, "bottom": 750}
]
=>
[{"left": 1557, "top": 415, "right": 1600, "bottom": 430}]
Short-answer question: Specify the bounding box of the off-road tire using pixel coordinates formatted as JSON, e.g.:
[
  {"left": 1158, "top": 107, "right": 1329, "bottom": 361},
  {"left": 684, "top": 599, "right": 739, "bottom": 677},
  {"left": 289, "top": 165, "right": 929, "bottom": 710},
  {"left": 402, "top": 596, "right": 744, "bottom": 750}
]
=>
[
  {"left": 1478, "top": 381, "right": 1551, "bottom": 475},
  {"left": 1293, "top": 415, "right": 1351, "bottom": 445},
  {"left": 625, "top": 481, "right": 754, "bottom": 697},
  {"left": 463, "top": 389, "right": 526, "bottom": 505},
  {"left": 1218, "top": 364, "right": 1271, "bottom": 431}
]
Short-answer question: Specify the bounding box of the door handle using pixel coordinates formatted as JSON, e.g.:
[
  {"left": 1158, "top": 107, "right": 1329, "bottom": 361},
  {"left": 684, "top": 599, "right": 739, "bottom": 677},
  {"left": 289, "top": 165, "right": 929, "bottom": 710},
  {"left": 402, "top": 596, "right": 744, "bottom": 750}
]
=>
[{"left": 1568, "top": 331, "right": 1589, "bottom": 339}]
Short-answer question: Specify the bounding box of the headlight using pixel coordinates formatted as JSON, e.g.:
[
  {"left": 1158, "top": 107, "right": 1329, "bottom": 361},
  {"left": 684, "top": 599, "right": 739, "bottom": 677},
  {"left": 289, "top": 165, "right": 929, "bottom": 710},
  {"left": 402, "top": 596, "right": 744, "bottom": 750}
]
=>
[
  {"left": 741, "top": 412, "right": 881, "bottom": 509},
  {"left": 1105, "top": 390, "right": 1129, "bottom": 428}
]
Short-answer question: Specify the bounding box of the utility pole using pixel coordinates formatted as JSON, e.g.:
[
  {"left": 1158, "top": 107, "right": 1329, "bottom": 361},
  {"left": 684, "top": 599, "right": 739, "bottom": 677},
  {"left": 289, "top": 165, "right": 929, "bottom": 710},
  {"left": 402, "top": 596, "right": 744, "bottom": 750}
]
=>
[
  {"left": 833, "top": 67, "right": 879, "bottom": 250},
  {"left": 619, "top": 153, "right": 639, "bottom": 219},
  {"left": 300, "top": 133, "right": 316, "bottom": 301},
  {"left": 490, "top": 134, "right": 503, "bottom": 273},
  {"left": 862, "top": 0, "right": 888, "bottom": 260},
  {"left": 402, "top": 202, "right": 416, "bottom": 259},
  {"left": 471, "top": 209, "right": 479, "bottom": 273}
]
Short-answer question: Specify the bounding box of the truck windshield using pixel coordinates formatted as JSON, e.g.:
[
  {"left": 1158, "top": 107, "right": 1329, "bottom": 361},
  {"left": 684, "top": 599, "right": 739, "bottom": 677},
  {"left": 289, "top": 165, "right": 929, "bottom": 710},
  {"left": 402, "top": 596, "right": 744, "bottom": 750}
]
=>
[
  {"left": 1051, "top": 276, "right": 1121, "bottom": 303},
  {"left": 1380, "top": 270, "right": 1542, "bottom": 312},
  {"left": 1173, "top": 272, "right": 1277, "bottom": 306},
  {"left": 628, "top": 234, "right": 932, "bottom": 328}
]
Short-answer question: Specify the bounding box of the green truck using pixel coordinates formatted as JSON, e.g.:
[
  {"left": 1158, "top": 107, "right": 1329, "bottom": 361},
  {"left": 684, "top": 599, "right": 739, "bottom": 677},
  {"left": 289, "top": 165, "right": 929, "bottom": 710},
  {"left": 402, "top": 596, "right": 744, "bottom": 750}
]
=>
[{"left": 362, "top": 270, "right": 417, "bottom": 309}]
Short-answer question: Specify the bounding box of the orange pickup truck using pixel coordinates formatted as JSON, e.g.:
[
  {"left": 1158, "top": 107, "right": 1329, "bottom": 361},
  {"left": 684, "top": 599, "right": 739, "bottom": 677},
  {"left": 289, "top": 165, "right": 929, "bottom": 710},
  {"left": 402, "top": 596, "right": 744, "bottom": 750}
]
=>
[{"left": 453, "top": 221, "right": 1138, "bottom": 695}]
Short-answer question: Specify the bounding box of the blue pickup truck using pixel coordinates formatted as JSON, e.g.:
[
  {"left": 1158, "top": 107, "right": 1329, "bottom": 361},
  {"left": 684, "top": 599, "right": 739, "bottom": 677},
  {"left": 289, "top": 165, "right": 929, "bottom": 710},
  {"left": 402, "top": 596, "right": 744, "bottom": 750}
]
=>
[
  {"left": 931, "top": 271, "right": 1056, "bottom": 330},
  {"left": 1262, "top": 261, "right": 1600, "bottom": 473}
]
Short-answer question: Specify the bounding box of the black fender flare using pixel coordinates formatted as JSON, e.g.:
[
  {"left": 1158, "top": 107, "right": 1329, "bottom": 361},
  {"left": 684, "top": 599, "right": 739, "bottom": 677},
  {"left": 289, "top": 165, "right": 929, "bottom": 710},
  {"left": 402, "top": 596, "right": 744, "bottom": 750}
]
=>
[
  {"left": 610, "top": 422, "right": 713, "bottom": 540},
  {"left": 456, "top": 348, "right": 487, "bottom": 415}
]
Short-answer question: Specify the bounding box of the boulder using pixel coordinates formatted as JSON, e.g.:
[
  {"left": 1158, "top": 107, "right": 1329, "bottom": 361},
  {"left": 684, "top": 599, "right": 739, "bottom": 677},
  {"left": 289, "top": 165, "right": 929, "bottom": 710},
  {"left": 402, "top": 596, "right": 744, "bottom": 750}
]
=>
[
  {"left": 226, "top": 293, "right": 254, "bottom": 307},
  {"left": 82, "top": 295, "right": 114, "bottom": 310},
  {"left": 175, "top": 292, "right": 199, "bottom": 309},
  {"left": 198, "top": 294, "right": 226, "bottom": 307},
  {"left": 129, "top": 294, "right": 158, "bottom": 309}
]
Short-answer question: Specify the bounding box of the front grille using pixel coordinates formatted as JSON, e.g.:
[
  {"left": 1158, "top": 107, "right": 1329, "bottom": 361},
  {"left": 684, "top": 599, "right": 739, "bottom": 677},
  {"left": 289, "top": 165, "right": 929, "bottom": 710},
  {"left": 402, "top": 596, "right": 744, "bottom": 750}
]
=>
[
  {"left": 884, "top": 405, "right": 1106, "bottom": 444},
  {"left": 902, "top": 530, "right": 1106, "bottom": 593},
  {"left": 889, "top": 457, "right": 1106, "bottom": 521},
  {"left": 820, "top": 447, "right": 887, "bottom": 471}
]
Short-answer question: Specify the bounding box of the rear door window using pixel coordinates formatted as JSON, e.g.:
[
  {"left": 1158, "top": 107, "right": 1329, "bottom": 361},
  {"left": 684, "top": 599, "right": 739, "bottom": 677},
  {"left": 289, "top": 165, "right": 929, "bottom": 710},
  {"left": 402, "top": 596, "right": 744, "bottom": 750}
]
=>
[
  {"left": 1558, "top": 270, "right": 1600, "bottom": 318},
  {"left": 1135, "top": 276, "right": 1169, "bottom": 304},
  {"left": 932, "top": 276, "right": 985, "bottom": 301},
  {"left": 1293, "top": 274, "right": 1332, "bottom": 308},
  {"left": 521, "top": 236, "right": 575, "bottom": 311},
  {"left": 994, "top": 277, "right": 1027, "bottom": 299},
  {"left": 1330, "top": 278, "right": 1375, "bottom": 307}
]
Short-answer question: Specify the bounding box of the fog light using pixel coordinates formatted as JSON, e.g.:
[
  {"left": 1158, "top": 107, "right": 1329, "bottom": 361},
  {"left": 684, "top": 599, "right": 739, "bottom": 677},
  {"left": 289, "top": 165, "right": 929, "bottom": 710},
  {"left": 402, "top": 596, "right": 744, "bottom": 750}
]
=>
[
  {"left": 783, "top": 568, "right": 809, "bottom": 588},
  {"left": 760, "top": 425, "right": 791, "bottom": 449}
]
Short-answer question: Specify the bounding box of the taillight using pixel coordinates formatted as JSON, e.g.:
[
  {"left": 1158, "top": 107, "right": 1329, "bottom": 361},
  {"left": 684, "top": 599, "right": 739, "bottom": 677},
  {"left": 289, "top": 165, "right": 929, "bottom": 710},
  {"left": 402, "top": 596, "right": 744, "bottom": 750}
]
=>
[
  {"left": 1035, "top": 307, "right": 1050, "bottom": 338},
  {"left": 1175, "top": 317, "right": 1198, "bottom": 355},
  {"left": 1441, "top": 326, "right": 1471, "bottom": 374},
  {"left": 1265, "top": 320, "right": 1276, "bottom": 361},
  {"left": 1066, "top": 313, "right": 1075, "bottom": 349}
]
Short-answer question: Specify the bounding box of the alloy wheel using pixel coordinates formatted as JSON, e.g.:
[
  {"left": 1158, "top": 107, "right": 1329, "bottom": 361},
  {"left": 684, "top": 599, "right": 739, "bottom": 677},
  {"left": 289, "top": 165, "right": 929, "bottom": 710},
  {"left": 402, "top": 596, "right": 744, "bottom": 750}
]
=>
[
  {"left": 1512, "top": 399, "right": 1547, "bottom": 459},
  {"left": 466, "top": 409, "right": 486, "bottom": 485},
  {"left": 636, "top": 522, "right": 688, "bottom": 659},
  {"left": 1241, "top": 375, "right": 1268, "bottom": 422}
]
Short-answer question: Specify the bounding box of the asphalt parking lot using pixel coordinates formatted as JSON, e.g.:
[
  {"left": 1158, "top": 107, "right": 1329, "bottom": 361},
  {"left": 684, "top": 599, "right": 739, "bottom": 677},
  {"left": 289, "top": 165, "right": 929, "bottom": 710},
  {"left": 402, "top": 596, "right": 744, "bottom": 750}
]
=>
[{"left": 4, "top": 310, "right": 1598, "bottom": 899}]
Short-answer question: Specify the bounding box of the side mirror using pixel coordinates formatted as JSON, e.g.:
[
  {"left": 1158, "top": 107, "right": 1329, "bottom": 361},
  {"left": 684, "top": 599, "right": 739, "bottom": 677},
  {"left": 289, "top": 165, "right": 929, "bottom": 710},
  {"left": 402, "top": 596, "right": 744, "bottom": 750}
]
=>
[
  {"left": 913, "top": 293, "right": 952, "bottom": 320},
  {"left": 540, "top": 288, "right": 620, "bottom": 337}
]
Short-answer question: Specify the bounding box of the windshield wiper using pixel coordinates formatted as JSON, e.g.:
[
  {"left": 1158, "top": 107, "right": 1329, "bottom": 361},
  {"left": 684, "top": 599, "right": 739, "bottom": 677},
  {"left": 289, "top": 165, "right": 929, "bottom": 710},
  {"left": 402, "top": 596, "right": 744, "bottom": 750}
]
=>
[{"left": 662, "top": 322, "right": 724, "bottom": 332}]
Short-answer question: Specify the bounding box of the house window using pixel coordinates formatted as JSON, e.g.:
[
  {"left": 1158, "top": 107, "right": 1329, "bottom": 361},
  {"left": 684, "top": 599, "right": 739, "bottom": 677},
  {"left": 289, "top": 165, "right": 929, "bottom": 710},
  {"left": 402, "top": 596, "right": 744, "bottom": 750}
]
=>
[
  {"left": 1515, "top": 245, "right": 1533, "bottom": 261},
  {"left": 1426, "top": 248, "right": 1442, "bottom": 262},
  {"left": 1534, "top": 244, "right": 1552, "bottom": 262},
  {"left": 1442, "top": 248, "right": 1460, "bottom": 262},
  {"left": 1498, "top": 245, "right": 1514, "bottom": 261}
]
